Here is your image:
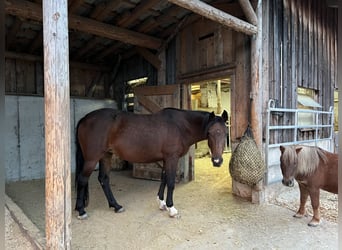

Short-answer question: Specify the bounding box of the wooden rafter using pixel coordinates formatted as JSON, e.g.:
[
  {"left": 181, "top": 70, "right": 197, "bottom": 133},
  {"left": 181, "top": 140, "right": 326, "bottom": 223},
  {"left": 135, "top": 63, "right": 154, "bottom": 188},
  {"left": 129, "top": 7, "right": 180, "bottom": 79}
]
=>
[
  {"left": 5, "top": 0, "right": 163, "bottom": 50},
  {"left": 238, "top": 0, "right": 258, "bottom": 26},
  {"left": 168, "top": 0, "right": 257, "bottom": 35},
  {"left": 116, "top": 0, "right": 160, "bottom": 28}
]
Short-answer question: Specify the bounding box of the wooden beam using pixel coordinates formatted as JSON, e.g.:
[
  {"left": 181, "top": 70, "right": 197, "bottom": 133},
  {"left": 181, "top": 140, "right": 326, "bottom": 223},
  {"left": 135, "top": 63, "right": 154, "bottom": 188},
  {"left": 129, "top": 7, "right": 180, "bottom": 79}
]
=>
[
  {"left": 135, "top": 47, "right": 161, "bottom": 69},
  {"left": 238, "top": 0, "right": 258, "bottom": 26},
  {"left": 5, "top": 51, "right": 111, "bottom": 71},
  {"left": 43, "top": 0, "right": 71, "bottom": 248},
  {"left": 5, "top": 0, "right": 162, "bottom": 50},
  {"left": 117, "top": 0, "right": 160, "bottom": 27},
  {"left": 168, "top": 0, "right": 257, "bottom": 35}
]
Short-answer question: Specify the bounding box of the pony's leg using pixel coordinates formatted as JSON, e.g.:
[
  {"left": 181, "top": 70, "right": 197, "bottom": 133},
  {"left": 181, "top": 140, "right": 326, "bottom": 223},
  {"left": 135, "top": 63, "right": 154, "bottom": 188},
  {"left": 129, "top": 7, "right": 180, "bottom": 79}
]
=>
[
  {"left": 157, "top": 169, "right": 167, "bottom": 210},
  {"left": 308, "top": 189, "right": 321, "bottom": 227},
  {"left": 165, "top": 162, "right": 178, "bottom": 217},
  {"left": 98, "top": 155, "right": 124, "bottom": 213},
  {"left": 294, "top": 183, "right": 309, "bottom": 218}
]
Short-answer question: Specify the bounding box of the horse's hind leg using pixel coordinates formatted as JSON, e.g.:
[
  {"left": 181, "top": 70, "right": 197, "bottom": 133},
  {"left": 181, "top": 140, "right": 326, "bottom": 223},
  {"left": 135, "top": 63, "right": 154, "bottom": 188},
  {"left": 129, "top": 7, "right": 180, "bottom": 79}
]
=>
[
  {"left": 157, "top": 169, "right": 167, "bottom": 210},
  {"left": 75, "top": 160, "right": 96, "bottom": 219},
  {"left": 98, "top": 154, "right": 124, "bottom": 213},
  {"left": 76, "top": 174, "right": 89, "bottom": 219}
]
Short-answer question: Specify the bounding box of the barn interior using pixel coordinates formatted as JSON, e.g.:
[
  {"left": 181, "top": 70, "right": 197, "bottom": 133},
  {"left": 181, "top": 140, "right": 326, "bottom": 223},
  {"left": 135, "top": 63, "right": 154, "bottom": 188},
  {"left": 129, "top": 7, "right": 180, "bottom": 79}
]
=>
[
  {"left": 4, "top": 0, "right": 339, "bottom": 248},
  {"left": 6, "top": 0, "right": 246, "bottom": 184}
]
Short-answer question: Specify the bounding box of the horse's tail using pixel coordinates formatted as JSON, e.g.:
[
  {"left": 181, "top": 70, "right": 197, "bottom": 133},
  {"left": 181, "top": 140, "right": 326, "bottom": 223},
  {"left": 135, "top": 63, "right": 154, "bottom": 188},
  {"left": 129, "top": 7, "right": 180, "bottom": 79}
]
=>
[{"left": 75, "top": 118, "right": 89, "bottom": 207}]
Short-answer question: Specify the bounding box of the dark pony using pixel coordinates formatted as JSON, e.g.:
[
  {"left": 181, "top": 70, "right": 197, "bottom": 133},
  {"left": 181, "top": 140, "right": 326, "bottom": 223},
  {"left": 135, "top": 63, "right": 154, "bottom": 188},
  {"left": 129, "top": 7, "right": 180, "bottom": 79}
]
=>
[
  {"left": 279, "top": 145, "right": 338, "bottom": 226},
  {"left": 75, "top": 108, "right": 228, "bottom": 219}
]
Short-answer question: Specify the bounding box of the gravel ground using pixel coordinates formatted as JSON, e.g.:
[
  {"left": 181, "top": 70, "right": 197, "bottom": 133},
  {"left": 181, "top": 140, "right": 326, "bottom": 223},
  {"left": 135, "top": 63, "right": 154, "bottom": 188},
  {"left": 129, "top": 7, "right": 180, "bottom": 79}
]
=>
[{"left": 5, "top": 154, "right": 338, "bottom": 249}]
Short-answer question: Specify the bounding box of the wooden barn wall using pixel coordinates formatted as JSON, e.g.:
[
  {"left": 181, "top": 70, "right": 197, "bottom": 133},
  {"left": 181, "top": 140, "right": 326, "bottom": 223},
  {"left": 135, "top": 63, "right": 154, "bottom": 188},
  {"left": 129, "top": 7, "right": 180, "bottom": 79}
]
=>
[
  {"left": 177, "top": 18, "right": 250, "bottom": 142},
  {"left": 178, "top": 19, "right": 235, "bottom": 78},
  {"left": 166, "top": 38, "right": 177, "bottom": 85},
  {"left": 5, "top": 57, "right": 112, "bottom": 99},
  {"left": 266, "top": 0, "right": 337, "bottom": 143}
]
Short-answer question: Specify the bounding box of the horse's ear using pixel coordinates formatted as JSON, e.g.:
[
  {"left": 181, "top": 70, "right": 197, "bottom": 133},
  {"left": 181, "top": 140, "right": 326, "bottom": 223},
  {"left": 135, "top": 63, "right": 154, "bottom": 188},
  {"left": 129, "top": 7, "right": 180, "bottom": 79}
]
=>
[
  {"left": 295, "top": 147, "right": 302, "bottom": 154},
  {"left": 280, "top": 145, "right": 285, "bottom": 153},
  {"left": 221, "top": 110, "right": 228, "bottom": 122},
  {"left": 209, "top": 111, "right": 215, "bottom": 120}
]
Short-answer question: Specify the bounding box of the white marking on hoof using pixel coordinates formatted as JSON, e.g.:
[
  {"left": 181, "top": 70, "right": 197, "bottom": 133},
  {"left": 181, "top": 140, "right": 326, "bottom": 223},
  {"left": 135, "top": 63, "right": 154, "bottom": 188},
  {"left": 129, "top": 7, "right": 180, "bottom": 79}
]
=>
[
  {"left": 115, "top": 207, "right": 125, "bottom": 213},
  {"left": 308, "top": 219, "right": 321, "bottom": 227},
  {"left": 167, "top": 206, "right": 178, "bottom": 217},
  {"left": 157, "top": 197, "right": 167, "bottom": 211},
  {"left": 77, "top": 213, "right": 88, "bottom": 220}
]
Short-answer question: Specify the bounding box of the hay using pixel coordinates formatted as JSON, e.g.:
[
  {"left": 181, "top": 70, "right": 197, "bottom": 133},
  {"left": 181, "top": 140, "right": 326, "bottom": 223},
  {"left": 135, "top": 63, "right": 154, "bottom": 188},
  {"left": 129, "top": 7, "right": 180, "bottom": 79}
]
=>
[{"left": 229, "top": 133, "right": 265, "bottom": 186}]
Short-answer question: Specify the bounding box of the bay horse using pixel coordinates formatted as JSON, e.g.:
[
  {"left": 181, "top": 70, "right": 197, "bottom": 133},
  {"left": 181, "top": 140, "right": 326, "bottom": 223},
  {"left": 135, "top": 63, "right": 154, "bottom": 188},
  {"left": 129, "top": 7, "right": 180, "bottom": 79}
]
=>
[
  {"left": 279, "top": 145, "right": 338, "bottom": 226},
  {"left": 75, "top": 108, "right": 228, "bottom": 219}
]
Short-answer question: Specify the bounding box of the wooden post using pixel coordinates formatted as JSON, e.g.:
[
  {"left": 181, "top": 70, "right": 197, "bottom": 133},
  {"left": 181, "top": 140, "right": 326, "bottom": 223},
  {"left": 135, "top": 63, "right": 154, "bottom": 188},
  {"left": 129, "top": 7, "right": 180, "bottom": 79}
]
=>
[
  {"left": 250, "top": 0, "right": 262, "bottom": 149},
  {"left": 43, "top": 1, "right": 71, "bottom": 249},
  {"left": 216, "top": 80, "right": 222, "bottom": 114},
  {"left": 250, "top": 0, "right": 264, "bottom": 204}
]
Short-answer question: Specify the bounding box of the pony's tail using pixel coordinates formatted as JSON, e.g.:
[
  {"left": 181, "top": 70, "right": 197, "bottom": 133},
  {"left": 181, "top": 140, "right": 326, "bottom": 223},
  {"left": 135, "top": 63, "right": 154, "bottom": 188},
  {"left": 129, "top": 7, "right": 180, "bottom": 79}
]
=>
[{"left": 75, "top": 119, "right": 89, "bottom": 207}]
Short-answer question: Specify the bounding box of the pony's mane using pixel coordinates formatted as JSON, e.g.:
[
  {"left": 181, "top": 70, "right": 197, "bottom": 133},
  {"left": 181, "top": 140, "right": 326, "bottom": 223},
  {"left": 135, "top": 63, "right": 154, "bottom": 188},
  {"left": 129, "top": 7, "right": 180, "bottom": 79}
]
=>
[{"left": 285, "top": 145, "right": 328, "bottom": 175}]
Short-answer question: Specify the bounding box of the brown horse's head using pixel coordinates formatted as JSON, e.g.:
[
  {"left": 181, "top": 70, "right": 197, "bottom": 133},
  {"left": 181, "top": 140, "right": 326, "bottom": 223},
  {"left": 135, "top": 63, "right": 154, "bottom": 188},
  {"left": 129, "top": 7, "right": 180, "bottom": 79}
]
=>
[
  {"left": 207, "top": 111, "right": 228, "bottom": 167},
  {"left": 279, "top": 145, "right": 302, "bottom": 187}
]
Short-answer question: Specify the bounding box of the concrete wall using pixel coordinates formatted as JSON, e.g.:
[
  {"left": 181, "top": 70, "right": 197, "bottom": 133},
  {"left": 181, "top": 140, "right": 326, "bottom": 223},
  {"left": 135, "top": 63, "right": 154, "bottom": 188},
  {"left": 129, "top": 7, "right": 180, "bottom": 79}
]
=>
[{"left": 5, "top": 95, "right": 117, "bottom": 182}]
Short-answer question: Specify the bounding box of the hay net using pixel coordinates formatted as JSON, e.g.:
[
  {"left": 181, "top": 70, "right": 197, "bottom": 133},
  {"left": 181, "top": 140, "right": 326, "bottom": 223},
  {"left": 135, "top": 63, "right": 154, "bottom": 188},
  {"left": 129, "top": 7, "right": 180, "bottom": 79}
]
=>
[{"left": 229, "top": 125, "right": 265, "bottom": 186}]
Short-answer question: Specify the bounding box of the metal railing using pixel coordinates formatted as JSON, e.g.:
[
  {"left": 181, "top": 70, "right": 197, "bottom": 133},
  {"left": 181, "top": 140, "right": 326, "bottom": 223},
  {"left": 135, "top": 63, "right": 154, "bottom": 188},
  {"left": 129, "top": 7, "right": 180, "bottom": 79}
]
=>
[{"left": 265, "top": 99, "right": 334, "bottom": 184}]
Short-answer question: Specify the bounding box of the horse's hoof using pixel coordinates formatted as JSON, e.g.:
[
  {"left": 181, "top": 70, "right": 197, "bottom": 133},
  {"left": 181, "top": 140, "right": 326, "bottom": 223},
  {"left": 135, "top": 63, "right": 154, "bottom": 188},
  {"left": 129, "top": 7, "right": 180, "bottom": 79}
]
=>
[
  {"left": 308, "top": 220, "right": 320, "bottom": 227},
  {"left": 167, "top": 206, "right": 178, "bottom": 217},
  {"left": 157, "top": 198, "right": 167, "bottom": 211},
  {"left": 77, "top": 213, "right": 88, "bottom": 220},
  {"left": 293, "top": 213, "right": 305, "bottom": 218},
  {"left": 115, "top": 207, "right": 125, "bottom": 213}
]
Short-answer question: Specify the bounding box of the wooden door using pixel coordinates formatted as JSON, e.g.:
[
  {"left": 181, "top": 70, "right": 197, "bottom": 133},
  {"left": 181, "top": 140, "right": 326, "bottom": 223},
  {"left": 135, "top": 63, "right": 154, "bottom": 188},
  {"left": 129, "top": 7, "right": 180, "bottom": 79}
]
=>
[{"left": 132, "top": 84, "right": 194, "bottom": 182}]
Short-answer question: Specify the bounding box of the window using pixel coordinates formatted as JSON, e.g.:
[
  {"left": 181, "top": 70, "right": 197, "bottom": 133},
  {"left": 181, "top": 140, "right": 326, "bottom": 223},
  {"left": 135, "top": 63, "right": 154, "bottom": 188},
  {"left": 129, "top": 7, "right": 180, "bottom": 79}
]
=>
[{"left": 297, "top": 87, "right": 321, "bottom": 127}]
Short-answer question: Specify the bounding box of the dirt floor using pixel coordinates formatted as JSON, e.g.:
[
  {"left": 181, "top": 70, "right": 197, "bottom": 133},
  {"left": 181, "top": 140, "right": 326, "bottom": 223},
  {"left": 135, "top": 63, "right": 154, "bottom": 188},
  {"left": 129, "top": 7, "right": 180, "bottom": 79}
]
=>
[{"left": 5, "top": 153, "right": 338, "bottom": 249}]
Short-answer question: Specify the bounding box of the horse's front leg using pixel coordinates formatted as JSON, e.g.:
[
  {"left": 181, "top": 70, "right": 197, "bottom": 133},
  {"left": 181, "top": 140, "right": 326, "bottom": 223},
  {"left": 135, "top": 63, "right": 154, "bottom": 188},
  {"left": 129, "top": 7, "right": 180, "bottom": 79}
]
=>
[
  {"left": 308, "top": 188, "right": 321, "bottom": 227},
  {"left": 157, "top": 169, "right": 167, "bottom": 210},
  {"left": 294, "top": 183, "right": 309, "bottom": 219}
]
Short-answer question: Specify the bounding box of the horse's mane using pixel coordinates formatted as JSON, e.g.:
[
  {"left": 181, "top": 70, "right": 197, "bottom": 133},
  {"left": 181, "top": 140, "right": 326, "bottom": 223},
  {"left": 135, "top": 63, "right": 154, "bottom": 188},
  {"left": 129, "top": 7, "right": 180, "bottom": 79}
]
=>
[{"left": 287, "top": 145, "right": 328, "bottom": 175}]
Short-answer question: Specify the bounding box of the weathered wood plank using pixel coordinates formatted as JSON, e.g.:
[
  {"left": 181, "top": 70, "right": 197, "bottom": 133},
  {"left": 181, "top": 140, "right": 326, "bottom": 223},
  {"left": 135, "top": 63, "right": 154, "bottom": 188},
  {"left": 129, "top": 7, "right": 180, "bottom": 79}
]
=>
[
  {"left": 42, "top": 0, "right": 71, "bottom": 248},
  {"left": 168, "top": 0, "right": 257, "bottom": 35},
  {"left": 238, "top": 0, "right": 258, "bottom": 26},
  {"left": 135, "top": 47, "right": 161, "bottom": 70}
]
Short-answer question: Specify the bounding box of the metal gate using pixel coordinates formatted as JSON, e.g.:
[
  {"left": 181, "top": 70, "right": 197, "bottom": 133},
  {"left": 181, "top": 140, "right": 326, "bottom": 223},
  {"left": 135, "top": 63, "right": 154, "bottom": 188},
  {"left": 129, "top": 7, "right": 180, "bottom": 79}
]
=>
[{"left": 265, "top": 99, "right": 334, "bottom": 184}]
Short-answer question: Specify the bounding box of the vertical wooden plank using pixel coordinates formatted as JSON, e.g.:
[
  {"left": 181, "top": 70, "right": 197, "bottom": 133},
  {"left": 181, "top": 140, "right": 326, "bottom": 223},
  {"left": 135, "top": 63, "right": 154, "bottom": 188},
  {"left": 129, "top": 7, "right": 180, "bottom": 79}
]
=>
[
  {"left": 297, "top": 0, "right": 303, "bottom": 89},
  {"left": 43, "top": 0, "right": 71, "bottom": 249},
  {"left": 308, "top": 0, "right": 313, "bottom": 87},
  {"left": 302, "top": 0, "right": 309, "bottom": 88},
  {"left": 282, "top": 0, "right": 289, "bottom": 108},
  {"left": 290, "top": 0, "right": 297, "bottom": 108},
  {"left": 313, "top": 0, "right": 318, "bottom": 89},
  {"left": 273, "top": 0, "right": 281, "bottom": 104},
  {"left": 317, "top": 0, "right": 323, "bottom": 87}
]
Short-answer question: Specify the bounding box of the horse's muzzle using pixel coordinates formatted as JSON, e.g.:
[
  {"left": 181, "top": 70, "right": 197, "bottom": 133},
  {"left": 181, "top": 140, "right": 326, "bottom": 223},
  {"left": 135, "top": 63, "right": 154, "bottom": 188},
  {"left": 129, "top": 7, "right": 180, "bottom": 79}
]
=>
[
  {"left": 282, "top": 178, "right": 294, "bottom": 187},
  {"left": 212, "top": 157, "right": 223, "bottom": 167}
]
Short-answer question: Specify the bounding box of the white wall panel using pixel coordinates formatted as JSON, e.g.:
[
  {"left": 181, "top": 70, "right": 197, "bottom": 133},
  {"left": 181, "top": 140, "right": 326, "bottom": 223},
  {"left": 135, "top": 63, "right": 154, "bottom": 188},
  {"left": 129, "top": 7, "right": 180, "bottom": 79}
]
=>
[{"left": 5, "top": 95, "right": 117, "bottom": 182}]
